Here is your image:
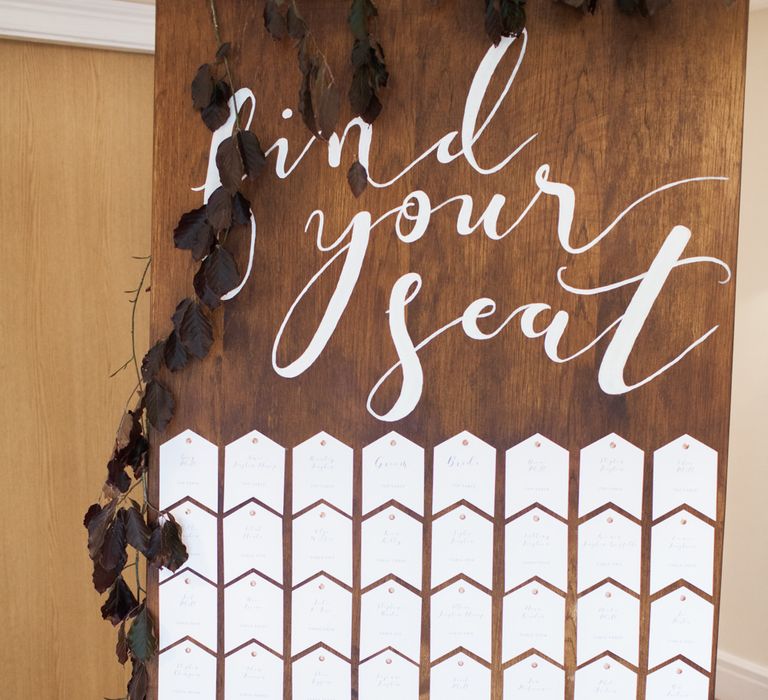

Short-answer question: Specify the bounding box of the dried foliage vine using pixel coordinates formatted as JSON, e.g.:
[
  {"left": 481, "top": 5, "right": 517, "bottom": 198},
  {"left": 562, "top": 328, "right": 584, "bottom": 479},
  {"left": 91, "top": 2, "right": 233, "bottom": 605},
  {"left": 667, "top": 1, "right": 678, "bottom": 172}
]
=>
[
  {"left": 86, "top": 1, "right": 711, "bottom": 698},
  {"left": 84, "top": 1, "right": 265, "bottom": 697}
]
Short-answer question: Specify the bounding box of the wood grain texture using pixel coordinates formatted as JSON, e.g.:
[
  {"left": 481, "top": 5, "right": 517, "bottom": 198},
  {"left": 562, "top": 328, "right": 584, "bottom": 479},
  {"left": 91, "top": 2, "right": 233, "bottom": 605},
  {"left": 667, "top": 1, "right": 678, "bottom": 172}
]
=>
[
  {"left": 0, "top": 39, "right": 153, "bottom": 699},
  {"left": 149, "top": 2, "right": 747, "bottom": 698}
]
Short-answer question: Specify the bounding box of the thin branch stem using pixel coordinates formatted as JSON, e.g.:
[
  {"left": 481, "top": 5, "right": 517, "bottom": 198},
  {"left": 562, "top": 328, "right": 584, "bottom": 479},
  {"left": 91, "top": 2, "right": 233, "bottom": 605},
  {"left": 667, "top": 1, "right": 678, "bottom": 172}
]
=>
[
  {"left": 130, "top": 257, "right": 152, "bottom": 389},
  {"left": 109, "top": 358, "right": 132, "bottom": 378},
  {"left": 144, "top": 496, "right": 161, "bottom": 514},
  {"left": 209, "top": 0, "right": 242, "bottom": 131},
  {"left": 123, "top": 257, "right": 151, "bottom": 600},
  {"left": 95, "top": 257, "right": 153, "bottom": 504},
  {"left": 134, "top": 549, "right": 141, "bottom": 600},
  {"left": 117, "top": 477, "right": 145, "bottom": 505},
  {"left": 295, "top": 0, "right": 336, "bottom": 87},
  {"left": 118, "top": 381, "right": 142, "bottom": 427}
]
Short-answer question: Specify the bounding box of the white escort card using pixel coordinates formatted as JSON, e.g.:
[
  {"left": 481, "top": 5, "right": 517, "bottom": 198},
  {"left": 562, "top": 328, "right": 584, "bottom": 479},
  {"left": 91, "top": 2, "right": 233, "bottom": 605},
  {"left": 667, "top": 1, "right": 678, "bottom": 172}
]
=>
[
  {"left": 222, "top": 504, "right": 283, "bottom": 584},
  {"left": 224, "top": 643, "right": 284, "bottom": 700},
  {"left": 431, "top": 579, "right": 492, "bottom": 661},
  {"left": 159, "top": 572, "right": 217, "bottom": 652},
  {"left": 574, "top": 656, "right": 637, "bottom": 700},
  {"left": 362, "top": 432, "right": 424, "bottom": 515},
  {"left": 578, "top": 509, "right": 641, "bottom": 593},
  {"left": 291, "top": 575, "right": 352, "bottom": 656},
  {"left": 432, "top": 506, "right": 494, "bottom": 588},
  {"left": 293, "top": 505, "right": 352, "bottom": 586},
  {"left": 361, "top": 506, "right": 422, "bottom": 588},
  {"left": 505, "top": 508, "right": 568, "bottom": 592},
  {"left": 224, "top": 573, "right": 283, "bottom": 654},
  {"left": 649, "top": 587, "right": 714, "bottom": 671},
  {"left": 292, "top": 648, "right": 351, "bottom": 700},
  {"left": 502, "top": 582, "right": 565, "bottom": 664},
  {"left": 293, "top": 432, "right": 353, "bottom": 515},
  {"left": 653, "top": 436, "right": 717, "bottom": 520},
  {"left": 359, "top": 651, "right": 420, "bottom": 700},
  {"left": 158, "top": 642, "right": 216, "bottom": 700},
  {"left": 224, "top": 430, "right": 285, "bottom": 514},
  {"left": 651, "top": 510, "right": 714, "bottom": 594},
  {"left": 503, "top": 655, "right": 565, "bottom": 700},
  {"left": 646, "top": 660, "right": 710, "bottom": 700},
  {"left": 433, "top": 431, "right": 496, "bottom": 516},
  {"left": 160, "top": 501, "right": 217, "bottom": 583},
  {"left": 579, "top": 433, "right": 644, "bottom": 518},
  {"left": 360, "top": 581, "right": 421, "bottom": 662},
  {"left": 430, "top": 653, "right": 491, "bottom": 700},
  {"left": 577, "top": 583, "right": 640, "bottom": 665},
  {"left": 506, "top": 434, "right": 569, "bottom": 518},
  {"left": 159, "top": 430, "right": 218, "bottom": 511}
]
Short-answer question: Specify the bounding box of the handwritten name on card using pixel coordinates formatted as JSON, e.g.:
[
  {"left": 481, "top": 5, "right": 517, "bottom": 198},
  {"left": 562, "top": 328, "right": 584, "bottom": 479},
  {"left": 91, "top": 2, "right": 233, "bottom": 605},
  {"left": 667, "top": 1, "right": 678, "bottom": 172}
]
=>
[
  {"left": 222, "top": 504, "right": 283, "bottom": 585},
  {"left": 362, "top": 432, "right": 425, "bottom": 515},
  {"left": 159, "top": 430, "right": 218, "bottom": 512},
  {"left": 224, "top": 574, "right": 283, "bottom": 654},
  {"left": 431, "top": 580, "right": 492, "bottom": 661},
  {"left": 578, "top": 510, "right": 641, "bottom": 593},
  {"left": 577, "top": 584, "right": 640, "bottom": 665},
  {"left": 224, "top": 431, "right": 285, "bottom": 514},
  {"left": 158, "top": 573, "right": 217, "bottom": 652},
  {"left": 503, "top": 656, "right": 565, "bottom": 700},
  {"left": 360, "top": 582, "right": 422, "bottom": 663},
  {"left": 224, "top": 644, "right": 283, "bottom": 700},
  {"left": 291, "top": 576, "right": 352, "bottom": 657},
  {"left": 580, "top": 434, "right": 644, "bottom": 518},
  {"left": 433, "top": 432, "right": 496, "bottom": 516},
  {"left": 506, "top": 434, "right": 569, "bottom": 518},
  {"left": 293, "top": 432, "right": 353, "bottom": 515},
  {"left": 432, "top": 506, "right": 493, "bottom": 588},
  {"left": 653, "top": 436, "right": 717, "bottom": 520},
  {"left": 293, "top": 505, "right": 352, "bottom": 585},
  {"left": 646, "top": 661, "right": 710, "bottom": 700},
  {"left": 430, "top": 654, "right": 491, "bottom": 700},
  {"left": 574, "top": 657, "right": 637, "bottom": 700},
  {"left": 649, "top": 588, "right": 714, "bottom": 671},
  {"left": 359, "top": 653, "right": 420, "bottom": 700},
  {"left": 361, "top": 506, "right": 422, "bottom": 588},
  {"left": 158, "top": 643, "right": 216, "bottom": 699},
  {"left": 292, "top": 650, "right": 350, "bottom": 700},
  {"left": 502, "top": 582, "right": 565, "bottom": 664},
  {"left": 506, "top": 508, "right": 568, "bottom": 592},
  {"left": 651, "top": 511, "right": 714, "bottom": 595}
]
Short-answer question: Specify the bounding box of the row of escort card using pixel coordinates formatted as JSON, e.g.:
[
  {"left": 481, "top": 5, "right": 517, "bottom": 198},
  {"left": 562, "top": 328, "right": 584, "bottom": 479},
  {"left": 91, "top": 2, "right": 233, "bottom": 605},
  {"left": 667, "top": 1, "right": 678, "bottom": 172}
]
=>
[
  {"left": 159, "top": 645, "right": 711, "bottom": 700},
  {"left": 156, "top": 429, "right": 718, "bottom": 699},
  {"left": 159, "top": 430, "right": 717, "bottom": 519}
]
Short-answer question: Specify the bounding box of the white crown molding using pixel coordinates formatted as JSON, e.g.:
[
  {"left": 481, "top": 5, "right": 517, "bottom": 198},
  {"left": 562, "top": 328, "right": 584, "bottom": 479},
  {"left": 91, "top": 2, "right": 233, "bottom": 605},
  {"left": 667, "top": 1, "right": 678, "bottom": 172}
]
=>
[
  {"left": 717, "top": 651, "right": 768, "bottom": 700},
  {"left": 0, "top": 0, "right": 763, "bottom": 57},
  {"left": 0, "top": 0, "right": 154, "bottom": 54}
]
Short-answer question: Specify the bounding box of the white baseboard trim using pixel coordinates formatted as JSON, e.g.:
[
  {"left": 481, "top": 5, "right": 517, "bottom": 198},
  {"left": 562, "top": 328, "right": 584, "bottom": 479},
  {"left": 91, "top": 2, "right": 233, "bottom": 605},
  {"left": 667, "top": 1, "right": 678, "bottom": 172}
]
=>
[
  {"left": 717, "top": 651, "right": 768, "bottom": 700},
  {"left": 0, "top": 0, "right": 154, "bottom": 54}
]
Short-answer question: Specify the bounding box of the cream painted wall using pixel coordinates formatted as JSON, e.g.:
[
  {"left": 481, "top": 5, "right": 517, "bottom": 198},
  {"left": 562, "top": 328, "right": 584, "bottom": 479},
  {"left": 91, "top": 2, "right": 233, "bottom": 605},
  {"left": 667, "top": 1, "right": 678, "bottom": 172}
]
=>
[{"left": 719, "top": 7, "right": 768, "bottom": 670}]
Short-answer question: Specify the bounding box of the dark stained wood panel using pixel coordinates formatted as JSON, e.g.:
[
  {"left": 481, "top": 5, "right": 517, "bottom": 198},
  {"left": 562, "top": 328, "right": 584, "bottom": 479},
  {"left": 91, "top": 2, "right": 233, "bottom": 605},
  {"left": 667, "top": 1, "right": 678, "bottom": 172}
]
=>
[{"left": 148, "top": 2, "right": 748, "bottom": 698}]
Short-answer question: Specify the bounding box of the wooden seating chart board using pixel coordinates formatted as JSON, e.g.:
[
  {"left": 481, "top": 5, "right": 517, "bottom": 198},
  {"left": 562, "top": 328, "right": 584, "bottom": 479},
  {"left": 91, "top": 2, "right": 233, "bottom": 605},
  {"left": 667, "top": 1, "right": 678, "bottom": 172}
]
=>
[{"left": 147, "top": 1, "right": 748, "bottom": 698}]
